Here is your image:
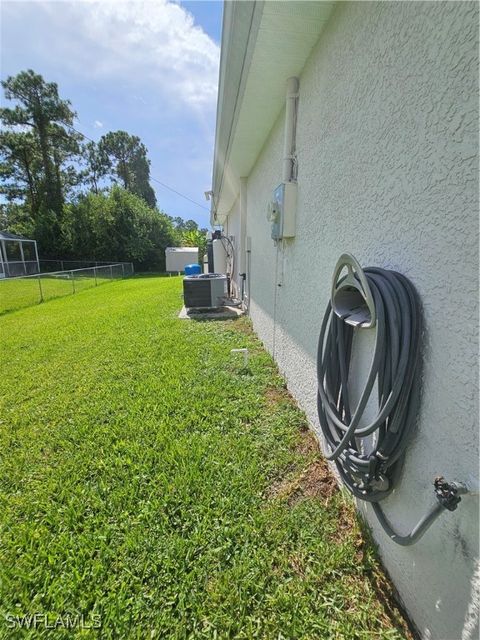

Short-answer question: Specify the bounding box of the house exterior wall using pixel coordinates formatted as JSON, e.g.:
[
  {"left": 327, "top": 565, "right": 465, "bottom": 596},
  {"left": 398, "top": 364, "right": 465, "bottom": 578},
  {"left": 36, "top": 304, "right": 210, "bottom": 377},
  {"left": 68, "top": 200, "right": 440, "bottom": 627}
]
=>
[{"left": 228, "top": 2, "right": 479, "bottom": 638}]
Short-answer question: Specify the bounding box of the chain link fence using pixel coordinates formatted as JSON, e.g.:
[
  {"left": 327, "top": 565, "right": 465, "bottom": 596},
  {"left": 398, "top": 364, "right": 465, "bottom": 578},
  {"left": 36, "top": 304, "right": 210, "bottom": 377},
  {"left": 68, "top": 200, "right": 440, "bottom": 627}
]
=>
[
  {"left": 0, "top": 262, "right": 134, "bottom": 315},
  {"left": 38, "top": 259, "right": 133, "bottom": 273},
  {"left": 2, "top": 260, "right": 40, "bottom": 277}
]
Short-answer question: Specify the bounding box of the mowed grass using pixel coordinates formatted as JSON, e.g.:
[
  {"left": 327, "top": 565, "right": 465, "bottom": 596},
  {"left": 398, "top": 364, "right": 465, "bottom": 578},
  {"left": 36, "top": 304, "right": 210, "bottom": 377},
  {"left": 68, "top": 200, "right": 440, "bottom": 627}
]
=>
[
  {"left": 0, "top": 277, "right": 410, "bottom": 639},
  {"left": 0, "top": 274, "right": 113, "bottom": 315}
]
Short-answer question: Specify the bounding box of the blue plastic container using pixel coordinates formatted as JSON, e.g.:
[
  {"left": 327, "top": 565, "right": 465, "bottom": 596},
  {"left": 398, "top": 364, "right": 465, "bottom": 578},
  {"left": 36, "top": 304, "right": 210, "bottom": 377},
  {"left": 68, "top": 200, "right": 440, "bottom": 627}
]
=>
[{"left": 184, "top": 263, "right": 201, "bottom": 276}]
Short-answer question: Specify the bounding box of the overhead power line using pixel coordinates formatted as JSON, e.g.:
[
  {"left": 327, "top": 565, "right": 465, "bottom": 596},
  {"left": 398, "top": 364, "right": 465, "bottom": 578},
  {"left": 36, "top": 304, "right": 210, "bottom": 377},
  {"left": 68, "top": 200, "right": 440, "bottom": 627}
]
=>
[
  {"left": 68, "top": 120, "right": 210, "bottom": 212},
  {"left": 5, "top": 89, "right": 212, "bottom": 212},
  {"left": 148, "top": 176, "right": 209, "bottom": 211},
  {"left": 51, "top": 117, "right": 211, "bottom": 212}
]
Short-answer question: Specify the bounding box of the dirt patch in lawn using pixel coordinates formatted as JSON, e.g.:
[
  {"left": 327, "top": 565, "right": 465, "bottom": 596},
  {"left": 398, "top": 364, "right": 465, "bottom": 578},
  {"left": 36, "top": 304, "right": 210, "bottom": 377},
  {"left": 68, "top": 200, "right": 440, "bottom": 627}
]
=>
[
  {"left": 330, "top": 500, "right": 359, "bottom": 545},
  {"left": 264, "top": 382, "right": 339, "bottom": 505},
  {"left": 228, "top": 316, "right": 255, "bottom": 336},
  {"left": 295, "top": 427, "right": 319, "bottom": 456},
  {"left": 296, "top": 459, "right": 338, "bottom": 503},
  {"left": 264, "top": 384, "right": 290, "bottom": 406},
  {"left": 269, "top": 458, "right": 338, "bottom": 506}
]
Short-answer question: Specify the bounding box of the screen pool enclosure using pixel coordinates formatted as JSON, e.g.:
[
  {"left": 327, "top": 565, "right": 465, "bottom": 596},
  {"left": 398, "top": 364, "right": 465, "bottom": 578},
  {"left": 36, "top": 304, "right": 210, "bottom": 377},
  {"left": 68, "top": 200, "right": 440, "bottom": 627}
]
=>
[{"left": 0, "top": 230, "right": 40, "bottom": 278}]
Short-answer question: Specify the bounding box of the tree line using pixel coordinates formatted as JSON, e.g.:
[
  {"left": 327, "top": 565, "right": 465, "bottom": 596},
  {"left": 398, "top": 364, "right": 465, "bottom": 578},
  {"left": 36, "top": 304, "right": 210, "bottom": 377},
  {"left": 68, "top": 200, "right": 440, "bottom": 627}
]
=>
[{"left": 0, "top": 70, "right": 207, "bottom": 270}]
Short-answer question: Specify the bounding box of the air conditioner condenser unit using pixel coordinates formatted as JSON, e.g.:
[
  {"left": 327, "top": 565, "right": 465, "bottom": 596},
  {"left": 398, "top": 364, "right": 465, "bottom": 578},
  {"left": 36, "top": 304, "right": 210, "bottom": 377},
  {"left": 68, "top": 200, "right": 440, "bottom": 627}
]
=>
[{"left": 183, "top": 274, "right": 227, "bottom": 309}]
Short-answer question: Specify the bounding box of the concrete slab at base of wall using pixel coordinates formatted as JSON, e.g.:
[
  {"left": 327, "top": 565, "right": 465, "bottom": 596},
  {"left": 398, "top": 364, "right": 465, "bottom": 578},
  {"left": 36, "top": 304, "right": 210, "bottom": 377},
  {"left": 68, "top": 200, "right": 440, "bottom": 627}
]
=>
[{"left": 178, "top": 305, "right": 244, "bottom": 320}]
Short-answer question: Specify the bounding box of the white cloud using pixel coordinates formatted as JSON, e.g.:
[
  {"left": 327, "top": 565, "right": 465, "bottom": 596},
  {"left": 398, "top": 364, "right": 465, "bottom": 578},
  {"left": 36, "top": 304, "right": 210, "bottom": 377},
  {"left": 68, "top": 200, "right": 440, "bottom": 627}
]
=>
[
  {"left": 93, "top": 120, "right": 103, "bottom": 128},
  {"left": 1, "top": 0, "right": 219, "bottom": 224},
  {"left": 40, "top": 0, "right": 220, "bottom": 111}
]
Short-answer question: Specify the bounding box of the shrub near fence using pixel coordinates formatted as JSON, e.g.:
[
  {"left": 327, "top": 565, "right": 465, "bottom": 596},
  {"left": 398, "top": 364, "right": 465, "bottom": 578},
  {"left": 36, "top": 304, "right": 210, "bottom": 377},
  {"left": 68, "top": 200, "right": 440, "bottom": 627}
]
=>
[{"left": 0, "top": 263, "right": 134, "bottom": 315}]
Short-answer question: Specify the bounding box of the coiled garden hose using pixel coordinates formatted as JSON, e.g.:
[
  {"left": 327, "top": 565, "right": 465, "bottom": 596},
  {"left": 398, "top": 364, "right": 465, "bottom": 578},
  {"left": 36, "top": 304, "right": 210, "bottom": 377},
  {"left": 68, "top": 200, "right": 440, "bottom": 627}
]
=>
[{"left": 317, "top": 255, "right": 466, "bottom": 545}]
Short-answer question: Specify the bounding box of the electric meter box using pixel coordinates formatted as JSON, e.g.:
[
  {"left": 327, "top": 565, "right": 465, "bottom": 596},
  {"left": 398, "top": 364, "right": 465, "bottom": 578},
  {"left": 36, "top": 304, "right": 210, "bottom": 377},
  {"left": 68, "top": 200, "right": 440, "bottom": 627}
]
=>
[{"left": 269, "top": 182, "right": 297, "bottom": 241}]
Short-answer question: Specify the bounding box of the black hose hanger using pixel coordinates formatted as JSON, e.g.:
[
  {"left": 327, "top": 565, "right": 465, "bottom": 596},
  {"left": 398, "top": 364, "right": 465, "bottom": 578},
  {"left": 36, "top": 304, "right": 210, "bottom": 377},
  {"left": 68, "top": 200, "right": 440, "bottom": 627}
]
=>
[{"left": 317, "top": 253, "right": 468, "bottom": 545}]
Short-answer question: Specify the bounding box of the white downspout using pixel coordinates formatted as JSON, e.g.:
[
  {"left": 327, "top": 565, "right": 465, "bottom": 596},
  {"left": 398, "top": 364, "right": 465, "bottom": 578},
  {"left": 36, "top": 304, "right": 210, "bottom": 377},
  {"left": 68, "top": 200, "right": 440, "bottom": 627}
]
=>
[
  {"left": 240, "top": 177, "right": 248, "bottom": 308},
  {"left": 282, "top": 77, "right": 299, "bottom": 184},
  {"left": 239, "top": 178, "right": 247, "bottom": 275},
  {"left": 273, "top": 77, "right": 299, "bottom": 355}
]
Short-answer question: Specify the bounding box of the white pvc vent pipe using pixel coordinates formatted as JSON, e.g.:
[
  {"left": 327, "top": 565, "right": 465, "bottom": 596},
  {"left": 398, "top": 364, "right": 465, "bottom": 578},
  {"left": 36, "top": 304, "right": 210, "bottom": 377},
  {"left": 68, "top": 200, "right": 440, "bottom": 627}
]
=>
[{"left": 282, "top": 76, "right": 299, "bottom": 183}]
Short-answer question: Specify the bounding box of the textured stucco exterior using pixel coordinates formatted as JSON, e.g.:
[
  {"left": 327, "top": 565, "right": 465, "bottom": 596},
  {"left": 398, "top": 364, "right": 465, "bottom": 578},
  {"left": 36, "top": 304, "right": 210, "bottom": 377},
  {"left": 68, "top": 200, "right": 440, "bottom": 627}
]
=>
[{"left": 223, "top": 2, "right": 479, "bottom": 638}]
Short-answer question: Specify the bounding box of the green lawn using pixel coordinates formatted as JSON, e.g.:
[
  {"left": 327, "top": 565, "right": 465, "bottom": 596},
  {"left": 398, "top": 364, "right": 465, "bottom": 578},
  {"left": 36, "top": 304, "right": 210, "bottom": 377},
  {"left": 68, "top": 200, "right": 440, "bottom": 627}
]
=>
[
  {"left": 0, "top": 276, "right": 410, "bottom": 639},
  {"left": 0, "top": 273, "right": 114, "bottom": 315}
]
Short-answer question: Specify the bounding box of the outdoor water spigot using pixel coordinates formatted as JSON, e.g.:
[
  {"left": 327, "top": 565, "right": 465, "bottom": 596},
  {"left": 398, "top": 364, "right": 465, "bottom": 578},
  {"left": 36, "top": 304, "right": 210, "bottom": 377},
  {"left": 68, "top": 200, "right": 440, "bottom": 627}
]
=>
[{"left": 331, "top": 253, "right": 376, "bottom": 328}]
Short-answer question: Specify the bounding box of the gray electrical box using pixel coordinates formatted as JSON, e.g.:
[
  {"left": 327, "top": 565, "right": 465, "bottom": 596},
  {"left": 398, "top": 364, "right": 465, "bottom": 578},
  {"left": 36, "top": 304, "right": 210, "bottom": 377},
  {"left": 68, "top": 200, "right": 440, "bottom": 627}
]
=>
[{"left": 268, "top": 182, "right": 297, "bottom": 241}]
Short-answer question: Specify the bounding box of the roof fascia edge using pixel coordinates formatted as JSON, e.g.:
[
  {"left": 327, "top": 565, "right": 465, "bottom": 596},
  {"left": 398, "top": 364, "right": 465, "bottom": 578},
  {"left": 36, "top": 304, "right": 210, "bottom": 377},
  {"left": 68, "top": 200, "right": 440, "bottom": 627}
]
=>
[{"left": 211, "top": 1, "right": 264, "bottom": 226}]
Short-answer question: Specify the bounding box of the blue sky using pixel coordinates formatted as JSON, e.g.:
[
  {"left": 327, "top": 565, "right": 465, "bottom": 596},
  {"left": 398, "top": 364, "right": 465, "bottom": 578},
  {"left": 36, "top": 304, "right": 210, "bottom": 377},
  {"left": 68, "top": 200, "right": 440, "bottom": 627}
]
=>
[{"left": 1, "top": 0, "right": 223, "bottom": 228}]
